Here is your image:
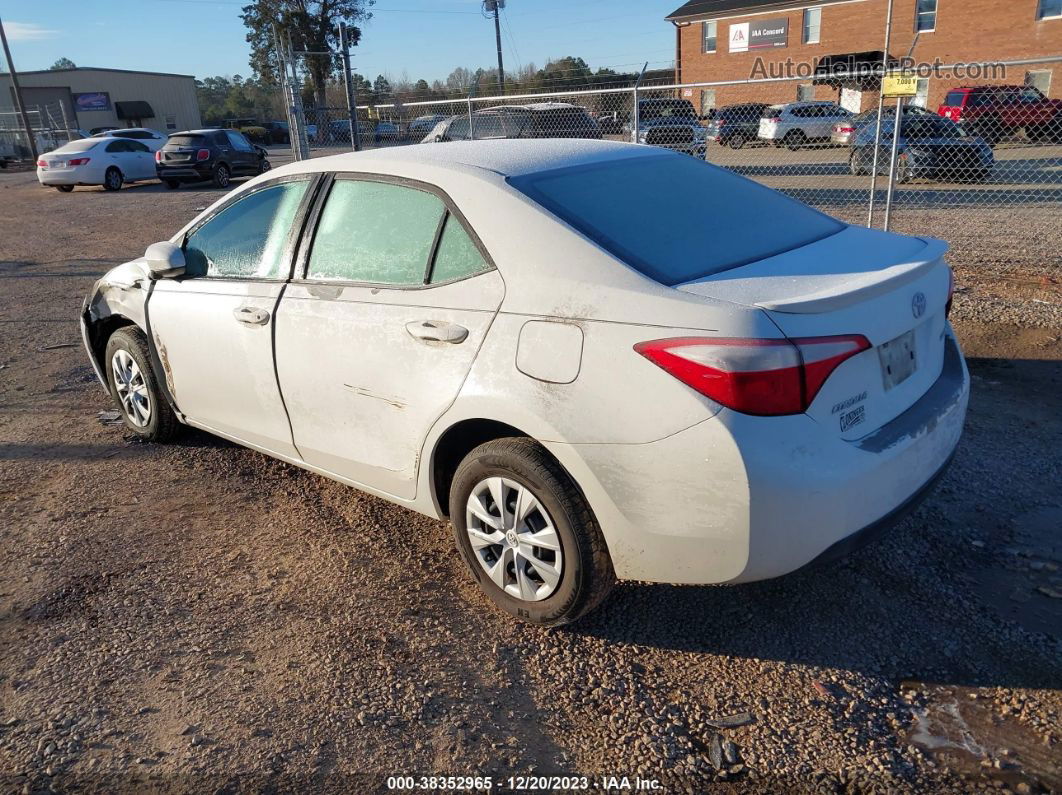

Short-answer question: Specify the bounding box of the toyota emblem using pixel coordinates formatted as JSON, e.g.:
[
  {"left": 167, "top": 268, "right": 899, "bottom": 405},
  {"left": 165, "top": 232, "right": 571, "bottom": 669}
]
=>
[{"left": 911, "top": 291, "right": 927, "bottom": 319}]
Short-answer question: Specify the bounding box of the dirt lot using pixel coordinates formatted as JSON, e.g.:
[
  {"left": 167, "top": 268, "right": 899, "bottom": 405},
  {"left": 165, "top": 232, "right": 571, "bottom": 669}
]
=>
[{"left": 0, "top": 166, "right": 1060, "bottom": 794}]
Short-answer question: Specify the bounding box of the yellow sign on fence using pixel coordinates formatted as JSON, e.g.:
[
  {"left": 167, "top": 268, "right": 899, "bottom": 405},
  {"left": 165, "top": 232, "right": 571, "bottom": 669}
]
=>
[{"left": 882, "top": 73, "right": 919, "bottom": 98}]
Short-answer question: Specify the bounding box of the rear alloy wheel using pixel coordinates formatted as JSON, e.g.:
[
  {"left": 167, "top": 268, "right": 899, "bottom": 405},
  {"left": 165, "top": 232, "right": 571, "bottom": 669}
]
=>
[
  {"left": 212, "top": 163, "right": 231, "bottom": 189},
  {"left": 55, "top": 185, "right": 74, "bottom": 193},
  {"left": 895, "top": 154, "right": 911, "bottom": 184},
  {"left": 103, "top": 167, "right": 123, "bottom": 191},
  {"left": 164, "top": 179, "right": 180, "bottom": 190},
  {"left": 450, "top": 438, "right": 614, "bottom": 626},
  {"left": 849, "top": 149, "right": 866, "bottom": 176},
  {"left": 728, "top": 133, "right": 748, "bottom": 150},
  {"left": 784, "top": 130, "right": 806, "bottom": 151},
  {"left": 104, "top": 327, "right": 180, "bottom": 442}
]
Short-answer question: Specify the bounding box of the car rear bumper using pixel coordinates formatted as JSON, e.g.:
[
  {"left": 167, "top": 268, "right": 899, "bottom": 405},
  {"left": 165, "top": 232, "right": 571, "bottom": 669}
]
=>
[
  {"left": 548, "top": 329, "right": 969, "bottom": 585},
  {"left": 157, "top": 164, "right": 213, "bottom": 180}
]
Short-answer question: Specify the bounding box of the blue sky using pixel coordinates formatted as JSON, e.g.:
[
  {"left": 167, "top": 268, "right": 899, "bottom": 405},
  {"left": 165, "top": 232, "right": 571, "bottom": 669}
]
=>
[{"left": 1, "top": 0, "right": 676, "bottom": 83}]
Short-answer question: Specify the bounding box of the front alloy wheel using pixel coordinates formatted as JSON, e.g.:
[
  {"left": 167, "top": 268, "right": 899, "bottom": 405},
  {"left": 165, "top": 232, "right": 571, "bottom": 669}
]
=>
[
  {"left": 466, "top": 477, "right": 563, "bottom": 602},
  {"left": 111, "top": 348, "right": 151, "bottom": 428}
]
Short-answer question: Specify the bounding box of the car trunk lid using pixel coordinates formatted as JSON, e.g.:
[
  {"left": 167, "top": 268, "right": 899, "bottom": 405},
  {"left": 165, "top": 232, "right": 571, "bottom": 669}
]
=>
[{"left": 676, "top": 225, "right": 952, "bottom": 440}]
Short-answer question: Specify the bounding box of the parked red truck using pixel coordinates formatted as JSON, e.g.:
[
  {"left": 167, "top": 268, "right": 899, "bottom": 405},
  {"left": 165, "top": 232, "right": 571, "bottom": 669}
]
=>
[{"left": 937, "top": 85, "right": 1062, "bottom": 145}]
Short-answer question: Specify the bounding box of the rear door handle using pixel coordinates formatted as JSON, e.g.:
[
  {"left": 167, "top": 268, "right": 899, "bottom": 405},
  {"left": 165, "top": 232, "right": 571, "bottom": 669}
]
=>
[
  {"left": 233, "top": 306, "right": 270, "bottom": 326},
  {"left": 405, "top": 320, "right": 468, "bottom": 344}
]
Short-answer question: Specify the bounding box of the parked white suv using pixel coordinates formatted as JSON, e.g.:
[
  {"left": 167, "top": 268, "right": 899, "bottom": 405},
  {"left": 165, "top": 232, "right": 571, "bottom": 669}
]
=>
[{"left": 759, "top": 101, "right": 852, "bottom": 150}]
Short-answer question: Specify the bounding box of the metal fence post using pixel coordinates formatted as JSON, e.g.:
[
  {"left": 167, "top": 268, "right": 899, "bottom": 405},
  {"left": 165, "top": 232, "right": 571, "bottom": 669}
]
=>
[
  {"left": 883, "top": 95, "right": 904, "bottom": 231},
  {"left": 467, "top": 76, "right": 478, "bottom": 140},
  {"left": 632, "top": 62, "right": 648, "bottom": 143},
  {"left": 867, "top": 0, "right": 896, "bottom": 227}
]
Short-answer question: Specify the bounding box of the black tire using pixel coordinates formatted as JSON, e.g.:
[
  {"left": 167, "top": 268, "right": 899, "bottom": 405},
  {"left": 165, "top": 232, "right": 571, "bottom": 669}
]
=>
[
  {"left": 212, "top": 163, "right": 231, "bottom": 189},
  {"left": 55, "top": 185, "right": 74, "bottom": 193},
  {"left": 449, "top": 437, "right": 614, "bottom": 626},
  {"left": 728, "top": 133, "right": 748, "bottom": 150},
  {"left": 784, "top": 130, "right": 806, "bottom": 151},
  {"left": 848, "top": 149, "right": 865, "bottom": 176},
  {"left": 103, "top": 327, "right": 181, "bottom": 443},
  {"left": 973, "top": 116, "right": 1003, "bottom": 147},
  {"left": 258, "top": 158, "right": 271, "bottom": 174},
  {"left": 103, "top": 167, "right": 123, "bottom": 191},
  {"left": 895, "top": 156, "right": 911, "bottom": 184},
  {"left": 164, "top": 179, "right": 180, "bottom": 190}
]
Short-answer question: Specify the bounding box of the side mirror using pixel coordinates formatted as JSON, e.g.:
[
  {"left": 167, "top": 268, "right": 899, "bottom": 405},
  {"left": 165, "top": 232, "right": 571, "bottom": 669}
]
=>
[{"left": 144, "top": 241, "right": 185, "bottom": 279}]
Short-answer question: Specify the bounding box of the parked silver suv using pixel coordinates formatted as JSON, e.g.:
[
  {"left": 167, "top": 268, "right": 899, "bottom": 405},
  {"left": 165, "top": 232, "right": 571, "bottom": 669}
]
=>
[{"left": 758, "top": 101, "right": 852, "bottom": 150}]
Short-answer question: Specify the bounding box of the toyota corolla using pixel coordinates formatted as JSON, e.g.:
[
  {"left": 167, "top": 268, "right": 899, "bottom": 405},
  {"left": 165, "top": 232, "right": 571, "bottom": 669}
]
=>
[{"left": 81, "top": 140, "right": 968, "bottom": 625}]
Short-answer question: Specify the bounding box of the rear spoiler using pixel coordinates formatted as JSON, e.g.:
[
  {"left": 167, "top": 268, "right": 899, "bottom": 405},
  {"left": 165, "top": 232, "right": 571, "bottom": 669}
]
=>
[{"left": 754, "top": 238, "right": 948, "bottom": 315}]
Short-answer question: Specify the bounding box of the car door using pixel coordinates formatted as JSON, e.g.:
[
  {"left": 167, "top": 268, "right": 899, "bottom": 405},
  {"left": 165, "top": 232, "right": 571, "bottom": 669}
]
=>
[
  {"left": 225, "top": 130, "right": 258, "bottom": 174},
  {"left": 125, "top": 139, "right": 155, "bottom": 179},
  {"left": 103, "top": 140, "right": 140, "bottom": 178},
  {"left": 274, "top": 174, "right": 504, "bottom": 499},
  {"left": 147, "top": 175, "right": 316, "bottom": 456}
]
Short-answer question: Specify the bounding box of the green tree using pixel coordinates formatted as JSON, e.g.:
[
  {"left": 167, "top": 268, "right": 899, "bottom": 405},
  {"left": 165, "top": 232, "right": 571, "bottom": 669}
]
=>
[
  {"left": 49, "top": 57, "right": 76, "bottom": 70},
  {"left": 240, "top": 0, "right": 374, "bottom": 109},
  {"left": 372, "top": 74, "right": 392, "bottom": 99}
]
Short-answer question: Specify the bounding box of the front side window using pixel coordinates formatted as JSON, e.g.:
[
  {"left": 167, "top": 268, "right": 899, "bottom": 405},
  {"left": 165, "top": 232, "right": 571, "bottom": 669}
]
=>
[
  {"left": 702, "top": 21, "right": 717, "bottom": 53},
  {"left": 184, "top": 181, "right": 309, "bottom": 279},
  {"left": 796, "top": 86, "right": 816, "bottom": 102},
  {"left": 429, "top": 214, "right": 490, "bottom": 283},
  {"left": 307, "top": 180, "right": 445, "bottom": 285},
  {"left": 916, "top": 0, "right": 937, "bottom": 31},
  {"left": 226, "top": 131, "right": 254, "bottom": 151},
  {"left": 446, "top": 117, "right": 471, "bottom": 141},
  {"left": 803, "top": 8, "right": 821, "bottom": 43},
  {"left": 1037, "top": 0, "right": 1062, "bottom": 19}
]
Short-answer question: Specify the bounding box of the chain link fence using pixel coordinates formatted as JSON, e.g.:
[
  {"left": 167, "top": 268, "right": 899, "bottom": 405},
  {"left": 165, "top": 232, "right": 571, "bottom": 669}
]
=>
[{"left": 0, "top": 101, "right": 81, "bottom": 166}]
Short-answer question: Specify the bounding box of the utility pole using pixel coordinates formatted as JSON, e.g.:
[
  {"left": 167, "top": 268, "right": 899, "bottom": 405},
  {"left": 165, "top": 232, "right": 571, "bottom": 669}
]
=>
[
  {"left": 484, "top": 0, "right": 505, "bottom": 94},
  {"left": 0, "top": 15, "right": 38, "bottom": 161},
  {"left": 339, "top": 22, "right": 361, "bottom": 151}
]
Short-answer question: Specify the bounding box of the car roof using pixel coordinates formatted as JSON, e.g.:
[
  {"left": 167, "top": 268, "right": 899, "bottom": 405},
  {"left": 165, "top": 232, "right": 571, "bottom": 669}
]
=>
[{"left": 267, "top": 139, "right": 661, "bottom": 181}]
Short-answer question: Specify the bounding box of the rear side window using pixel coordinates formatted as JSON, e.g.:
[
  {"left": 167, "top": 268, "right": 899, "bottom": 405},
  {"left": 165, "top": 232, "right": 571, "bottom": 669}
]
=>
[
  {"left": 429, "top": 215, "right": 490, "bottom": 283},
  {"left": 307, "top": 180, "right": 444, "bottom": 285},
  {"left": 509, "top": 154, "right": 844, "bottom": 286},
  {"left": 184, "top": 181, "right": 309, "bottom": 279},
  {"left": 943, "top": 91, "right": 967, "bottom": 107}
]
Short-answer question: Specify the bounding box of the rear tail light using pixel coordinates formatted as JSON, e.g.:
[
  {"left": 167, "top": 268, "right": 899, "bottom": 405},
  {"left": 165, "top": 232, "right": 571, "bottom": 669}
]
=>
[
  {"left": 837, "top": 126, "right": 855, "bottom": 133},
  {"left": 945, "top": 268, "right": 955, "bottom": 318},
  {"left": 67, "top": 157, "right": 90, "bottom": 166},
  {"left": 36, "top": 158, "right": 47, "bottom": 167},
  {"left": 634, "top": 335, "right": 871, "bottom": 416},
  {"left": 767, "top": 117, "right": 781, "bottom": 123},
  {"left": 155, "top": 150, "right": 162, "bottom": 162},
  {"left": 196, "top": 148, "right": 210, "bottom": 161}
]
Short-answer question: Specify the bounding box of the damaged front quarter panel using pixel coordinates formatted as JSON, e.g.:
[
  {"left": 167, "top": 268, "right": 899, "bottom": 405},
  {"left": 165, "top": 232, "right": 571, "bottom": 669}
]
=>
[{"left": 81, "top": 258, "right": 153, "bottom": 390}]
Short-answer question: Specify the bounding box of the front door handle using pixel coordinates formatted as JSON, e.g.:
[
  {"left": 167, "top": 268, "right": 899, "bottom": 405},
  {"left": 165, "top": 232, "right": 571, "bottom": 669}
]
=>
[
  {"left": 405, "top": 320, "right": 468, "bottom": 344},
  {"left": 233, "top": 306, "right": 270, "bottom": 326}
]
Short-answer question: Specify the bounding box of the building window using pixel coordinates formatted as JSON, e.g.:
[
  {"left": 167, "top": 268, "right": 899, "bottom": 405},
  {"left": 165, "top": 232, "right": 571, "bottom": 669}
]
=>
[
  {"left": 701, "top": 89, "right": 716, "bottom": 116},
  {"left": 797, "top": 84, "right": 815, "bottom": 101},
  {"left": 803, "top": 8, "right": 821, "bottom": 44},
  {"left": 165, "top": 115, "right": 177, "bottom": 131},
  {"left": 915, "top": 0, "right": 937, "bottom": 31},
  {"left": 1025, "top": 70, "right": 1052, "bottom": 95},
  {"left": 1037, "top": 0, "right": 1062, "bottom": 19},
  {"left": 702, "top": 20, "right": 717, "bottom": 53}
]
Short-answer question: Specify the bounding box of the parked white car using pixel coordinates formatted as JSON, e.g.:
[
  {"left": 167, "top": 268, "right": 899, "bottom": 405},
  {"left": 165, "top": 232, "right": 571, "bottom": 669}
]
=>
[
  {"left": 90, "top": 127, "right": 169, "bottom": 152},
  {"left": 759, "top": 101, "right": 853, "bottom": 149},
  {"left": 80, "top": 140, "right": 968, "bottom": 625},
  {"left": 37, "top": 137, "right": 156, "bottom": 192}
]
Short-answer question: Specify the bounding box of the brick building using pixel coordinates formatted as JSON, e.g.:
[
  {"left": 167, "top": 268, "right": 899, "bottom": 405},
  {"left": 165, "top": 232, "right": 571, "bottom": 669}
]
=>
[{"left": 666, "top": 0, "right": 1062, "bottom": 114}]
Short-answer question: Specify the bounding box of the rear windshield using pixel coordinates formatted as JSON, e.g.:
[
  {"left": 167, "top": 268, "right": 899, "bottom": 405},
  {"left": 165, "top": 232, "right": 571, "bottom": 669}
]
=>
[
  {"left": 509, "top": 154, "right": 844, "bottom": 286},
  {"left": 54, "top": 139, "right": 99, "bottom": 153},
  {"left": 641, "top": 101, "right": 697, "bottom": 120},
  {"left": 166, "top": 134, "right": 204, "bottom": 147},
  {"left": 761, "top": 105, "right": 783, "bottom": 118}
]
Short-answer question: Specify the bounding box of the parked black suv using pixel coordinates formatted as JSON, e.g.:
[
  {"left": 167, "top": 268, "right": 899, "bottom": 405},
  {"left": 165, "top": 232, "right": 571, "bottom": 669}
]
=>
[
  {"left": 156, "top": 129, "right": 270, "bottom": 189},
  {"left": 706, "top": 103, "right": 770, "bottom": 149}
]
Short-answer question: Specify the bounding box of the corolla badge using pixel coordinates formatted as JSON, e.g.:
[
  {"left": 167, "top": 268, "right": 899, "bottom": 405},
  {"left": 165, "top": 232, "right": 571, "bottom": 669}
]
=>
[{"left": 911, "top": 291, "right": 927, "bottom": 319}]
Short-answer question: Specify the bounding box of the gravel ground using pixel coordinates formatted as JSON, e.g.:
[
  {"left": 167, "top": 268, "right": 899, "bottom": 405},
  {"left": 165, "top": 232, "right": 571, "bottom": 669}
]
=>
[{"left": 0, "top": 169, "right": 1060, "bottom": 793}]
